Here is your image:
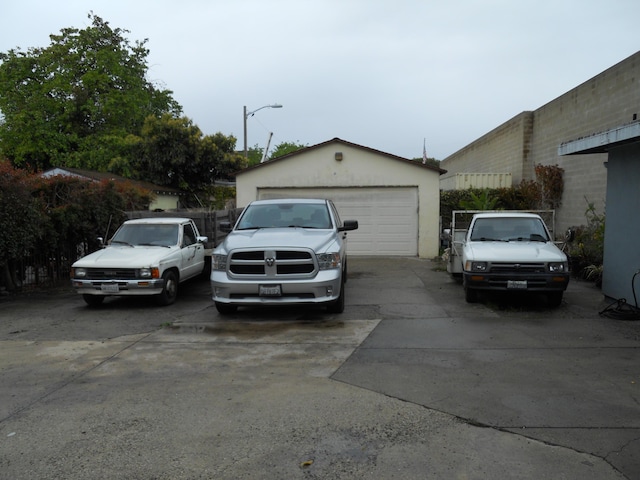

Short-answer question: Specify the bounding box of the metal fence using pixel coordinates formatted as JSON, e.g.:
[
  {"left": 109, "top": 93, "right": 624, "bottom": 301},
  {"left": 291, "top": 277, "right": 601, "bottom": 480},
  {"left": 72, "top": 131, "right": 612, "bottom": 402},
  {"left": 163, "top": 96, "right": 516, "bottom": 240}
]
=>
[{"left": 11, "top": 248, "right": 76, "bottom": 290}]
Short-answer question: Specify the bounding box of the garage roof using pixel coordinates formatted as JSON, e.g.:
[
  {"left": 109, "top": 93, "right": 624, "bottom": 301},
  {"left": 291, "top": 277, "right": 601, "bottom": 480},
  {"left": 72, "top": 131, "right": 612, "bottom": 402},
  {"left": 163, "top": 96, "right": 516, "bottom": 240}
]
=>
[
  {"left": 558, "top": 121, "right": 640, "bottom": 155},
  {"left": 236, "top": 137, "right": 447, "bottom": 176}
]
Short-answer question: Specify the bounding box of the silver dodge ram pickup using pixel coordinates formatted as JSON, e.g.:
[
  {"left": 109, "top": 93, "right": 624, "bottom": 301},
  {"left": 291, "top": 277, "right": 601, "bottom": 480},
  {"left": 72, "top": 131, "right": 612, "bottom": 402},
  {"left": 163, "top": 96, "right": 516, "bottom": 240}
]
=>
[{"left": 210, "top": 198, "right": 358, "bottom": 314}]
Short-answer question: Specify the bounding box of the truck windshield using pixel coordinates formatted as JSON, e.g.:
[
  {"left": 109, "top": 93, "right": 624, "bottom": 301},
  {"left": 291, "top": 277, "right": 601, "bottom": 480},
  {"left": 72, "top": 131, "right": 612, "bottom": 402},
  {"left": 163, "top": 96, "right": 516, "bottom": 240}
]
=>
[
  {"left": 111, "top": 224, "right": 179, "bottom": 247},
  {"left": 237, "top": 203, "right": 332, "bottom": 229},
  {"left": 470, "top": 217, "right": 549, "bottom": 242}
]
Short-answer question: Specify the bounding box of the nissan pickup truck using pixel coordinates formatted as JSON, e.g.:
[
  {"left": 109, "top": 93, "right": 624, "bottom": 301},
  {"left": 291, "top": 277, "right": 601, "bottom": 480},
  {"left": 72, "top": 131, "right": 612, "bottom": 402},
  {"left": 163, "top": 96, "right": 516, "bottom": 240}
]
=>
[
  {"left": 210, "top": 198, "right": 358, "bottom": 314},
  {"left": 447, "top": 211, "right": 570, "bottom": 306},
  {"left": 71, "top": 217, "right": 208, "bottom": 306}
]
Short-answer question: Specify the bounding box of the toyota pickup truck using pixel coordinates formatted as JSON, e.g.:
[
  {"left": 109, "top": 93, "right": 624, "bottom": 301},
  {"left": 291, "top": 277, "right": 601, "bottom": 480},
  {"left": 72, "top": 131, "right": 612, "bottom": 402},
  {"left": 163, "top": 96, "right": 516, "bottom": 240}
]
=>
[
  {"left": 210, "top": 198, "right": 358, "bottom": 314},
  {"left": 71, "top": 217, "right": 208, "bottom": 306},
  {"left": 446, "top": 211, "right": 570, "bottom": 306}
]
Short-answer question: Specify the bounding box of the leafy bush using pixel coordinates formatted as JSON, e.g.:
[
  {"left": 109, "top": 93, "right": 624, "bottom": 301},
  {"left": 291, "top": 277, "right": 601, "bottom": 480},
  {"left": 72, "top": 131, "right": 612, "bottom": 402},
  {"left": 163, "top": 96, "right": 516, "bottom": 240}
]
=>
[
  {"left": 565, "top": 198, "right": 605, "bottom": 284},
  {"left": 440, "top": 180, "right": 543, "bottom": 231},
  {"left": 0, "top": 161, "right": 46, "bottom": 289},
  {"left": 0, "top": 162, "right": 153, "bottom": 291}
]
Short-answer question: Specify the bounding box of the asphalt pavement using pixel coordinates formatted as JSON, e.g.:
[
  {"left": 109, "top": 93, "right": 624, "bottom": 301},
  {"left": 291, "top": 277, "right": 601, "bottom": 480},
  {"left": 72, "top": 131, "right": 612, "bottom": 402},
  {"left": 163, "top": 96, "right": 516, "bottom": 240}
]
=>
[{"left": 0, "top": 257, "right": 638, "bottom": 479}]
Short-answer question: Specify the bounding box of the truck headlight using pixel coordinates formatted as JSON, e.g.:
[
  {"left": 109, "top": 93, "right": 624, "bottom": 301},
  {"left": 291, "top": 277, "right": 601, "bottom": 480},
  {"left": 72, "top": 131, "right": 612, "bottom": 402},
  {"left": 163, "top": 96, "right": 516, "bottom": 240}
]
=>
[
  {"left": 466, "top": 261, "right": 487, "bottom": 272},
  {"left": 548, "top": 262, "right": 568, "bottom": 273},
  {"left": 212, "top": 254, "right": 227, "bottom": 271},
  {"left": 317, "top": 253, "right": 341, "bottom": 270},
  {"left": 73, "top": 268, "right": 87, "bottom": 278},
  {"left": 139, "top": 267, "right": 160, "bottom": 278}
]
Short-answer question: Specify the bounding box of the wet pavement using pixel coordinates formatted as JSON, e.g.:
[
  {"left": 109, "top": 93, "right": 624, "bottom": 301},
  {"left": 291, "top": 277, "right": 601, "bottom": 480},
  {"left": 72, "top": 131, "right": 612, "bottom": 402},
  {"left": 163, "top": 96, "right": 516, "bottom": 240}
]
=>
[{"left": 0, "top": 257, "right": 638, "bottom": 479}]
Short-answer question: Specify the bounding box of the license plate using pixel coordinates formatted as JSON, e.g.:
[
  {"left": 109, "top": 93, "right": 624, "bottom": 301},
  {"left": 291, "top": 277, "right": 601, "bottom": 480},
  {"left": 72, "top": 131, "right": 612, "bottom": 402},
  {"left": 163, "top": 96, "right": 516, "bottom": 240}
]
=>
[
  {"left": 101, "top": 283, "right": 119, "bottom": 293},
  {"left": 259, "top": 285, "right": 282, "bottom": 296},
  {"left": 507, "top": 280, "right": 527, "bottom": 289}
]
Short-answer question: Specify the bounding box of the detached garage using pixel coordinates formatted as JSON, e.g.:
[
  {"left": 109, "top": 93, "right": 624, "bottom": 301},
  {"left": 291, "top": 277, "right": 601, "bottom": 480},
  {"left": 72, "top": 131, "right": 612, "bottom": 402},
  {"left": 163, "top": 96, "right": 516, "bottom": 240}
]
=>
[{"left": 235, "top": 138, "right": 443, "bottom": 258}]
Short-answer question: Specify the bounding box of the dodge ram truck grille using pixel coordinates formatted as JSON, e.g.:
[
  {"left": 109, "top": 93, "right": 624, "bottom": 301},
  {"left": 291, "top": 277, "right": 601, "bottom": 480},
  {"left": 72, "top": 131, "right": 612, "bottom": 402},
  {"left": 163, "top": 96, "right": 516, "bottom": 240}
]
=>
[
  {"left": 229, "top": 250, "right": 316, "bottom": 276},
  {"left": 80, "top": 268, "right": 138, "bottom": 279}
]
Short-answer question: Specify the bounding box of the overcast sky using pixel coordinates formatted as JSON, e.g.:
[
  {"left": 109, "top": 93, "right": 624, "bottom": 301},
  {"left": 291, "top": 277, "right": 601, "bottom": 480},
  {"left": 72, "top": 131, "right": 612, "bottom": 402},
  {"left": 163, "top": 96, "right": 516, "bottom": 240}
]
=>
[{"left": 1, "top": 0, "right": 639, "bottom": 160}]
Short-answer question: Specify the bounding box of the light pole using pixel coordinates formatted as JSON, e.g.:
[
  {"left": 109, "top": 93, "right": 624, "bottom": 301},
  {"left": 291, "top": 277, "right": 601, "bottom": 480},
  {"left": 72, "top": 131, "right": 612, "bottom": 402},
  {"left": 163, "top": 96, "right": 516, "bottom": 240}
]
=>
[{"left": 243, "top": 104, "right": 283, "bottom": 158}]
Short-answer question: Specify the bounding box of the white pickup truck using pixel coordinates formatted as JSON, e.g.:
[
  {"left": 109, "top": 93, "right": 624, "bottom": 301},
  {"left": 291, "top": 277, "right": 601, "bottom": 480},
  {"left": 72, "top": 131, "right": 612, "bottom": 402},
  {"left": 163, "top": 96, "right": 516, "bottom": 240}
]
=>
[
  {"left": 71, "top": 217, "right": 208, "bottom": 306},
  {"left": 446, "top": 211, "right": 570, "bottom": 306}
]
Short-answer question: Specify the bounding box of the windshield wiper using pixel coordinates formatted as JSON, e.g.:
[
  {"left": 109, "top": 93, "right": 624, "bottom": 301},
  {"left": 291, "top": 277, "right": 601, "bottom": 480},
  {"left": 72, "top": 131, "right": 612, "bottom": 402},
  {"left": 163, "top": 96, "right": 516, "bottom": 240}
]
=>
[
  {"left": 111, "top": 240, "right": 133, "bottom": 247},
  {"left": 507, "top": 235, "right": 548, "bottom": 242},
  {"left": 529, "top": 234, "right": 548, "bottom": 242},
  {"left": 236, "top": 226, "right": 280, "bottom": 230}
]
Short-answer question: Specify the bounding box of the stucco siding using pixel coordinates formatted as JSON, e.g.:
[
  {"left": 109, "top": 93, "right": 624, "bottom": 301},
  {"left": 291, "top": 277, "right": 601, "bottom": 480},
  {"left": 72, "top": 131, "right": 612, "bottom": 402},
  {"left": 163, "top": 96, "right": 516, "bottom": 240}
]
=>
[
  {"left": 236, "top": 141, "right": 441, "bottom": 258},
  {"left": 601, "top": 144, "right": 640, "bottom": 301}
]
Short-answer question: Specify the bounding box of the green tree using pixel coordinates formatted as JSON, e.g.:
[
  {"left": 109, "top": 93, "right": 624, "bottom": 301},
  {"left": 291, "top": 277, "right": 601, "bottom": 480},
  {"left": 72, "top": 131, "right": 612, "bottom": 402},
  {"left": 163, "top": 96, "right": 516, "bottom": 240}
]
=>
[
  {"left": 133, "top": 115, "right": 246, "bottom": 203},
  {"left": 244, "top": 141, "right": 307, "bottom": 167},
  {"left": 0, "top": 13, "right": 181, "bottom": 171},
  {"left": 270, "top": 141, "right": 307, "bottom": 159},
  {"left": 246, "top": 145, "right": 264, "bottom": 167}
]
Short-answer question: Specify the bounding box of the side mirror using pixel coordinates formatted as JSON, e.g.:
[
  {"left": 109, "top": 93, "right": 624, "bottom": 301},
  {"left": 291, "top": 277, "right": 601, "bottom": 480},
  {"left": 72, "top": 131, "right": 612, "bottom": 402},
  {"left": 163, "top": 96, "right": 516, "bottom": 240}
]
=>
[
  {"left": 220, "top": 221, "right": 232, "bottom": 233},
  {"left": 97, "top": 237, "right": 105, "bottom": 248},
  {"left": 339, "top": 220, "right": 359, "bottom": 232}
]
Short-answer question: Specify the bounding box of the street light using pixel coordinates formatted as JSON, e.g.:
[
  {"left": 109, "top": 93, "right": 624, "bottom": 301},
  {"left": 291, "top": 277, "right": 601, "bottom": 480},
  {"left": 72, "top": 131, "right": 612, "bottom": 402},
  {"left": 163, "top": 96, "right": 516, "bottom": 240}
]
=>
[{"left": 243, "top": 103, "right": 283, "bottom": 158}]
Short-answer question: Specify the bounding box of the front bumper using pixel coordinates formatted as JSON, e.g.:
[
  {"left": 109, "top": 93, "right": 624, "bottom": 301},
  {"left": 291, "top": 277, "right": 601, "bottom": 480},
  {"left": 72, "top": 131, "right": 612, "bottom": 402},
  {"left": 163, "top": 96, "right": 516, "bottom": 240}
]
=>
[
  {"left": 463, "top": 271, "right": 570, "bottom": 292},
  {"left": 211, "top": 269, "right": 342, "bottom": 306},
  {"left": 72, "top": 278, "right": 165, "bottom": 296}
]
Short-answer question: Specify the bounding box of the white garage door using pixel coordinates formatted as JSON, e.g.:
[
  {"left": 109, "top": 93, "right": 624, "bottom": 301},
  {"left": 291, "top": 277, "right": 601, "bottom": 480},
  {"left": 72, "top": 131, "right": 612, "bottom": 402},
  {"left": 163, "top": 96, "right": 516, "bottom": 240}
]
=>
[{"left": 257, "top": 187, "right": 418, "bottom": 256}]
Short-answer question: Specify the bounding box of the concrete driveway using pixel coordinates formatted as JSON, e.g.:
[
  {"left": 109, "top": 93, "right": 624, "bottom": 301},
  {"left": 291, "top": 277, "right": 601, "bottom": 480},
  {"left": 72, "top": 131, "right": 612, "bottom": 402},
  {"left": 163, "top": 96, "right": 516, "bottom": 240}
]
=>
[{"left": 0, "top": 257, "right": 637, "bottom": 479}]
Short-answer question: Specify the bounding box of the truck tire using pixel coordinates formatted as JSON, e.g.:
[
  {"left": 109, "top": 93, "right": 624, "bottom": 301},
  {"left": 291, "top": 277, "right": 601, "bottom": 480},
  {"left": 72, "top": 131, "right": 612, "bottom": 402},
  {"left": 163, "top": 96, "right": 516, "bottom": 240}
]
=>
[
  {"left": 215, "top": 302, "right": 237, "bottom": 314},
  {"left": 327, "top": 273, "right": 346, "bottom": 313},
  {"left": 157, "top": 270, "right": 178, "bottom": 306},
  {"left": 201, "top": 256, "right": 212, "bottom": 279},
  {"left": 547, "top": 291, "right": 563, "bottom": 307},
  {"left": 465, "top": 286, "right": 478, "bottom": 303},
  {"left": 83, "top": 294, "right": 104, "bottom": 307}
]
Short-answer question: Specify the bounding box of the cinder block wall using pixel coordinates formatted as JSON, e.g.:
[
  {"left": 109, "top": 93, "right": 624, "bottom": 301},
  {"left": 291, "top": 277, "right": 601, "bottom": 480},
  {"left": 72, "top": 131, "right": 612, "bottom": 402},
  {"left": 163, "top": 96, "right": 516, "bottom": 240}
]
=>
[
  {"left": 441, "top": 51, "right": 640, "bottom": 235},
  {"left": 440, "top": 112, "right": 533, "bottom": 183}
]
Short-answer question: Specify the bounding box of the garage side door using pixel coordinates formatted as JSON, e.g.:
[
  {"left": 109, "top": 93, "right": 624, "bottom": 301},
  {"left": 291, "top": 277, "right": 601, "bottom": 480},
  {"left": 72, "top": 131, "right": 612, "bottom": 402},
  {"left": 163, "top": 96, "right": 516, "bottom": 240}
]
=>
[{"left": 258, "top": 187, "right": 418, "bottom": 256}]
